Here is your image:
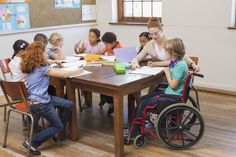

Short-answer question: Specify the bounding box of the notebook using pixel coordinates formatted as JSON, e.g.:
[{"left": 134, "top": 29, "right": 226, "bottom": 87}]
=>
[{"left": 114, "top": 47, "right": 138, "bottom": 63}]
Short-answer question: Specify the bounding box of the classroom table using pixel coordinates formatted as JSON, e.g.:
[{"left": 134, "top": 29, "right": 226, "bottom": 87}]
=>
[{"left": 65, "top": 66, "right": 163, "bottom": 157}]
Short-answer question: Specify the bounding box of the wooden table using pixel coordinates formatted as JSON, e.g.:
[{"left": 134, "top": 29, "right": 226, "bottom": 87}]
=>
[{"left": 65, "top": 66, "right": 163, "bottom": 157}]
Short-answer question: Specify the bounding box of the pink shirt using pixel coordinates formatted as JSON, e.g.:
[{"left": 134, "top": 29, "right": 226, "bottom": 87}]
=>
[{"left": 83, "top": 41, "right": 104, "bottom": 54}]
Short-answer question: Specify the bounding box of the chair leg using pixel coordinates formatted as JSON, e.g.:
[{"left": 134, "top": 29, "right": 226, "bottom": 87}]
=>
[
  {"left": 3, "top": 106, "right": 6, "bottom": 122},
  {"left": 192, "top": 87, "right": 200, "bottom": 110},
  {"left": 28, "top": 114, "right": 34, "bottom": 157},
  {"left": 78, "top": 89, "right": 82, "bottom": 112},
  {"left": 3, "top": 110, "right": 11, "bottom": 148}
]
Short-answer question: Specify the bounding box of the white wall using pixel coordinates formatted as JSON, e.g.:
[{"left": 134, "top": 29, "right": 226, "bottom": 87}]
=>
[
  {"left": 0, "top": 24, "right": 97, "bottom": 58},
  {"left": 97, "top": 0, "right": 236, "bottom": 92}
]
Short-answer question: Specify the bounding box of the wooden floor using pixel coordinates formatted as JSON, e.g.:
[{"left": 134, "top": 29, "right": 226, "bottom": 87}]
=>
[{"left": 0, "top": 90, "right": 236, "bottom": 157}]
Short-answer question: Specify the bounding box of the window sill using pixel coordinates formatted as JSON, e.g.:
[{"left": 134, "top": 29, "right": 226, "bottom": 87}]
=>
[
  {"left": 109, "top": 22, "right": 147, "bottom": 26},
  {"left": 228, "top": 26, "right": 236, "bottom": 29}
]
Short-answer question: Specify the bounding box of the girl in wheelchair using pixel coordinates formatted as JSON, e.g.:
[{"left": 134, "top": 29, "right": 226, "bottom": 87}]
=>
[{"left": 126, "top": 37, "right": 189, "bottom": 143}]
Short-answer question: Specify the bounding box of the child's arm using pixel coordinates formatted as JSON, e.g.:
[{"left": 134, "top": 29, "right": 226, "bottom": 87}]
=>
[
  {"left": 46, "top": 67, "right": 83, "bottom": 78},
  {"left": 164, "top": 67, "right": 179, "bottom": 89},
  {"left": 74, "top": 41, "right": 85, "bottom": 54},
  {"left": 50, "top": 53, "right": 65, "bottom": 60},
  {"left": 148, "top": 60, "right": 170, "bottom": 67}
]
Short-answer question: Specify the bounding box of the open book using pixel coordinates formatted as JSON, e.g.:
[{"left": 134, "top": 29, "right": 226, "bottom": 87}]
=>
[{"left": 129, "top": 66, "right": 165, "bottom": 75}]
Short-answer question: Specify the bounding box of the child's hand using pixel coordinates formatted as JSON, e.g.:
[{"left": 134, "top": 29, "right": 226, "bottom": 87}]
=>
[{"left": 147, "top": 61, "right": 156, "bottom": 67}]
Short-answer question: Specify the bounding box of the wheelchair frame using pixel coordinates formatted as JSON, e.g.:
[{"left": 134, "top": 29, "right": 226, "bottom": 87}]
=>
[{"left": 126, "top": 72, "right": 205, "bottom": 149}]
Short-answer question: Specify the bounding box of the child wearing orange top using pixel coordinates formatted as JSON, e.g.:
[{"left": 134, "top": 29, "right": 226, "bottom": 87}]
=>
[{"left": 98, "top": 32, "right": 122, "bottom": 56}]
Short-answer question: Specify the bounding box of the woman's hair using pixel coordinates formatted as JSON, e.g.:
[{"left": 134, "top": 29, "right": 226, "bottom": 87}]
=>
[
  {"left": 48, "top": 33, "right": 63, "bottom": 45},
  {"left": 139, "top": 32, "right": 152, "bottom": 40},
  {"left": 101, "top": 32, "right": 117, "bottom": 43},
  {"left": 34, "top": 33, "right": 48, "bottom": 45},
  {"left": 89, "top": 28, "right": 101, "bottom": 42},
  {"left": 147, "top": 17, "right": 162, "bottom": 31},
  {"left": 12, "top": 40, "right": 29, "bottom": 59},
  {"left": 164, "top": 38, "right": 185, "bottom": 59},
  {"left": 20, "top": 41, "right": 48, "bottom": 73}
]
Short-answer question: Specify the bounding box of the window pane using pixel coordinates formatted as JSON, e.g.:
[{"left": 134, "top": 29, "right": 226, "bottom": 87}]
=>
[
  {"left": 133, "top": 2, "right": 142, "bottom": 17},
  {"left": 124, "top": 2, "right": 133, "bottom": 17},
  {"left": 153, "top": 2, "right": 162, "bottom": 17},
  {"left": 143, "top": 2, "right": 152, "bottom": 17}
]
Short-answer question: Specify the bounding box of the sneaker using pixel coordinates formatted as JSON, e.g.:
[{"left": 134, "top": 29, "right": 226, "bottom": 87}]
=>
[{"left": 22, "top": 140, "right": 41, "bottom": 156}]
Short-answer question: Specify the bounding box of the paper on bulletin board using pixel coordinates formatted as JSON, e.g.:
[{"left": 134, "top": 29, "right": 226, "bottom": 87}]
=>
[
  {"left": 55, "top": 0, "right": 80, "bottom": 9},
  {"left": 0, "top": 0, "right": 31, "bottom": 3},
  {"left": 82, "top": 5, "right": 96, "bottom": 21},
  {"left": 0, "top": 3, "right": 30, "bottom": 32}
]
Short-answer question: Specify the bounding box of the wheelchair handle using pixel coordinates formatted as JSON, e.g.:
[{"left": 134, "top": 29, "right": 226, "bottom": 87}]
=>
[{"left": 193, "top": 73, "right": 204, "bottom": 78}]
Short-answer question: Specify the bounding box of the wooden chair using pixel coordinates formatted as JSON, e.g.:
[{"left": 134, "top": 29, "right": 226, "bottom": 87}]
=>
[
  {"left": 0, "top": 58, "right": 11, "bottom": 121},
  {"left": 189, "top": 56, "right": 200, "bottom": 110},
  {"left": 0, "top": 80, "right": 35, "bottom": 156}
]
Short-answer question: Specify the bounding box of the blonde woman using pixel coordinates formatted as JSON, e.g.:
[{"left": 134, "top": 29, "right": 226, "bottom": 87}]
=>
[
  {"left": 131, "top": 17, "right": 199, "bottom": 72},
  {"left": 48, "top": 33, "right": 65, "bottom": 60}
]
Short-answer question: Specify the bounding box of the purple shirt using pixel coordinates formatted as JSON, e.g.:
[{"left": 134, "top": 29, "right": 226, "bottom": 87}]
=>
[{"left": 83, "top": 41, "right": 104, "bottom": 54}]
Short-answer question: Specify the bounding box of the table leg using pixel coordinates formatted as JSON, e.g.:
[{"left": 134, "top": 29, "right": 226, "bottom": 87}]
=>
[
  {"left": 128, "top": 91, "right": 141, "bottom": 124},
  {"left": 55, "top": 80, "right": 64, "bottom": 98},
  {"left": 66, "top": 80, "right": 78, "bottom": 141},
  {"left": 113, "top": 93, "right": 124, "bottom": 157}
]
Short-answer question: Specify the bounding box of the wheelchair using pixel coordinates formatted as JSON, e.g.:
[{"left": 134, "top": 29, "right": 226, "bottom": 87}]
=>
[{"left": 125, "top": 72, "right": 205, "bottom": 149}]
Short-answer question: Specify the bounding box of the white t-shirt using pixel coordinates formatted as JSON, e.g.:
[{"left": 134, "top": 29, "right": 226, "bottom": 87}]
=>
[
  {"left": 9, "top": 56, "right": 28, "bottom": 86},
  {"left": 154, "top": 43, "right": 169, "bottom": 61}
]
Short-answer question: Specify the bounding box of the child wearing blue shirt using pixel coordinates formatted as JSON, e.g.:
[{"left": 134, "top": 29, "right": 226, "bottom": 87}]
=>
[
  {"left": 129, "top": 37, "right": 188, "bottom": 139},
  {"left": 20, "top": 41, "right": 83, "bottom": 155}
]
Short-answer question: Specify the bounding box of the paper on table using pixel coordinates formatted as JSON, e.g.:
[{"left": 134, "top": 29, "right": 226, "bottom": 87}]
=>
[
  {"left": 62, "top": 60, "right": 86, "bottom": 68},
  {"left": 129, "top": 66, "right": 165, "bottom": 75},
  {"left": 100, "top": 55, "right": 116, "bottom": 62},
  {"left": 61, "top": 56, "right": 81, "bottom": 63},
  {"left": 68, "top": 70, "right": 92, "bottom": 78},
  {"left": 74, "top": 53, "right": 86, "bottom": 57}
]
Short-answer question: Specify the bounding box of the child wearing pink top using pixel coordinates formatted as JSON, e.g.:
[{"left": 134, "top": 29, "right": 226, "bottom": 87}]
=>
[{"left": 74, "top": 28, "right": 104, "bottom": 54}]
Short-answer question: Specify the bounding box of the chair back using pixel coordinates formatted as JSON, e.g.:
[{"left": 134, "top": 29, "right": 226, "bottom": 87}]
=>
[
  {"left": 0, "top": 58, "right": 11, "bottom": 81},
  {"left": 0, "top": 79, "right": 30, "bottom": 112},
  {"left": 190, "top": 56, "right": 199, "bottom": 65}
]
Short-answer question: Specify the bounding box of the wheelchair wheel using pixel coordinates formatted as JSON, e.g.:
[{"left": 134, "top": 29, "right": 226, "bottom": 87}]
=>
[
  {"left": 133, "top": 135, "right": 147, "bottom": 149},
  {"left": 156, "top": 103, "right": 204, "bottom": 149}
]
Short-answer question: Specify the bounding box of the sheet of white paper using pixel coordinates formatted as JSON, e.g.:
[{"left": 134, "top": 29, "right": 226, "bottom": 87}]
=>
[
  {"left": 61, "top": 56, "right": 81, "bottom": 63},
  {"left": 74, "top": 54, "right": 86, "bottom": 57},
  {"left": 82, "top": 5, "right": 96, "bottom": 21},
  {"left": 129, "top": 66, "right": 165, "bottom": 75},
  {"left": 100, "top": 55, "right": 116, "bottom": 62},
  {"left": 62, "top": 60, "right": 86, "bottom": 68}
]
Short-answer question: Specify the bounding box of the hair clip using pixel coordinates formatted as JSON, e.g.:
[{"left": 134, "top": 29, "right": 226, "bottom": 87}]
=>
[{"left": 20, "top": 43, "right": 26, "bottom": 49}]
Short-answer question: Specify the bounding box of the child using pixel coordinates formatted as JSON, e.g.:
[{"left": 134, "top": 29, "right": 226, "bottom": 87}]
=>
[
  {"left": 138, "top": 32, "right": 151, "bottom": 54},
  {"left": 20, "top": 41, "right": 83, "bottom": 155},
  {"left": 34, "top": 33, "right": 56, "bottom": 96},
  {"left": 48, "top": 33, "right": 65, "bottom": 60},
  {"left": 129, "top": 38, "right": 189, "bottom": 139},
  {"left": 9, "top": 40, "right": 29, "bottom": 85},
  {"left": 74, "top": 28, "right": 104, "bottom": 54},
  {"left": 97, "top": 32, "right": 122, "bottom": 56},
  {"left": 34, "top": 33, "right": 48, "bottom": 46}
]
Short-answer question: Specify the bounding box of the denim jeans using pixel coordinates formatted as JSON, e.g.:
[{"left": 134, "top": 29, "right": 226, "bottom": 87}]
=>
[{"left": 30, "top": 96, "right": 73, "bottom": 148}]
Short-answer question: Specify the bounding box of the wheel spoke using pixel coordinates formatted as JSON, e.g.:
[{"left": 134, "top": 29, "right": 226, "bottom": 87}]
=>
[
  {"left": 186, "top": 122, "right": 200, "bottom": 129},
  {"left": 185, "top": 130, "right": 197, "bottom": 139},
  {"left": 182, "top": 111, "right": 193, "bottom": 124},
  {"left": 180, "top": 131, "right": 185, "bottom": 146},
  {"left": 167, "top": 130, "right": 178, "bottom": 143}
]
